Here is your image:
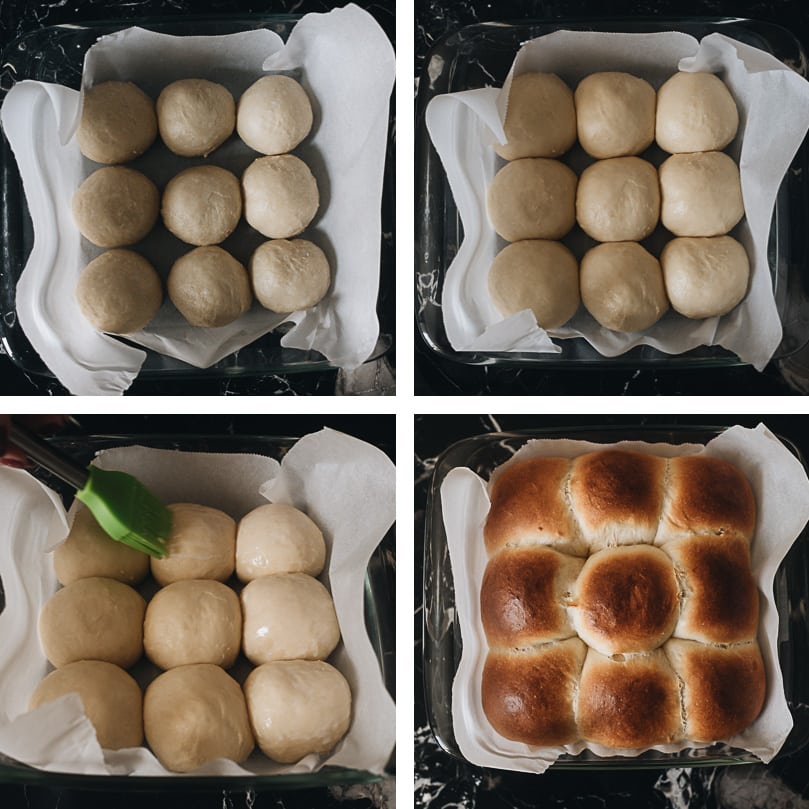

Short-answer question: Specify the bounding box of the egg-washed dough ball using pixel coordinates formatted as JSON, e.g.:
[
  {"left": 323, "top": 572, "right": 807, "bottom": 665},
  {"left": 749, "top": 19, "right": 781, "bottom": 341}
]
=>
[
  {"left": 237, "top": 75, "right": 314, "bottom": 156},
  {"left": 38, "top": 577, "right": 145, "bottom": 668},
  {"left": 72, "top": 166, "right": 159, "bottom": 248},
  {"left": 494, "top": 72, "right": 577, "bottom": 160},
  {"left": 659, "top": 151, "right": 744, "bottom": 237},
  {"left": 77, "top": 81, "right": 157, "bottom": 164},
  {"left": 487, "top": 158, "right": 577, "bottom": 242},
  {"left": 244, "top": 660, "right": 351, "bottom": 764},
  {"left": 150, "top": 503, "right": 236, "bottom": 586},
  {"left": 661, "top": 235, "right": 750, "bottom": 319},
  {"left": 156, "top": 79, "right": 235, "bottom": 157},
  {"left": 580, "top": 241, "right": 669, "bottom": 332},
  {"left": 249, "top": 239, "right": 331, "bottom": 313},
  {"left": 144, "top": 579, "right": 242, "bottom": 670},
  {"left": 242, "top": 155, "right": 319, "bottom": 239},
  {"left": 29, "top": 660, "right": 143, "bottom": 750},
  {"left": 656, "top": 71, "right": 739, "bottom": 154},
  {"left": 144, "top": 664, "right": 254, "bottom": 772},
  {"left": 576, "top": 156, "right": 660, "bottom": 242},
  {"left": 162, "top": 165, "right": 242, "bottom": 246},
  {"left": 575, "top": 72, "right": 656, "bottom": 159},
  {"left": 236, "top": 502, "right": 326, "bottom": 582},
  {"left": 488, "top": 240, "right": 580, "bottom": 329},
  {"left": 241, "top": 573, "right": 341, "bottom": 665}
]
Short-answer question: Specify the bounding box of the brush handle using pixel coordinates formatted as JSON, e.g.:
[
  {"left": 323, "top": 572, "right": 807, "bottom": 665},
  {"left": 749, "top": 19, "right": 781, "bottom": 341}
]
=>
[{"left": 8, "top": 422, "right": 89, "bottom": 491}]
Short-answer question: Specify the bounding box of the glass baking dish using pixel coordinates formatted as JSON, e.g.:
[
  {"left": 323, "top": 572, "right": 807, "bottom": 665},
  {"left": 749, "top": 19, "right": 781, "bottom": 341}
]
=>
[
  {"left": 423, "top": 425, "right": 809, "bottom": 770},
  {"left": 0, "top": 434, "right": 395, "bottom": 789},
  {"left": 415, "top": 18, "right": 809, "bottom": 369}
]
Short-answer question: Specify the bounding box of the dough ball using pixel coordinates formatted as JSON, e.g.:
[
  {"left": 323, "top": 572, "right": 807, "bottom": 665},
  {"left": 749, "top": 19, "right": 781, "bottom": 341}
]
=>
[
  {"left": 656, "top": 71, "right": 739, "bottom": 154},
  {"left": 242, "top": 155, "right": 319, "bottom": 239},
  {"left": 661, "top": 235, "right": 750, "bottom": 319},
  {"left": 144, "top": 579, "right": 242, "bottom": 670},
  {"left": 72, "top": 166, "right": 159, "bottom": 247},
  {"left": 168, "top": 246, "right": 252, "bottom": 328},
  {"left": 249, "top": 239, "right": 330, "bottom": 313},
  {"left": 244, "top": 660, "right": 351, "bottom": 763},
  {"left": 237, "top": 75, "right": 314, "bottom": 155},
  {"left": 29, "top": 660, "right": 143, "bottom": 750},
  {"left": 150, "top": 503, "right": 236, "bottom": 586},
  {"left": 580, "top": 241, "right": 669, "bottom": 332},
  {"left": 576, "top": 156, "right": 660, "bottom": 242},
  {"left": 77, "top": 81, "right": 157, "bottom": 164},
  {"left": 487, "top": 158, "right": 577, "bottom": 242},
  {"left": 38, "top": 577, "right": 145, "bottom": 668},
  {"left": 76, "top": 249, "right": 163, "bottom": 334},
  {"left": 487, "top": 239, "right": 580, "bottom": 329},
  {"left": 575, "top": 72, "right": 656, "bottom": 159},
  {"left": 162, "top": 166, "right": 242, "bottom": 246},
  {"left": 494, "top": 72, "right": 576, "bottom": 160},
  {"left": 241, "top": 573, "right": 340, "bottom": 665},
  {"left": 156, "top": 79, "right": 235, "bottom": 157},
  {"left": 144, "top": 664, "right": 253, "bottom": 772}
]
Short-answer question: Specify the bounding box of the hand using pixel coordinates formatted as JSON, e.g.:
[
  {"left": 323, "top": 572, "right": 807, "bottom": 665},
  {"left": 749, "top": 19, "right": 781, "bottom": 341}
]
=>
[{"left": 0, "top": 416, "right": 73, "bottom": 468}]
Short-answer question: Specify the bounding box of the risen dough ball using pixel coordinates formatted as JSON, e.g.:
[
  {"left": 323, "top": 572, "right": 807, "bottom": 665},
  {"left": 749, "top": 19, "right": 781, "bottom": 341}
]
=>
[
  {"left": 162, "top": 166, "right": 242, "bottom": 246},
  {"left": 77, "top": 81, "right": 157, "bottom": 164},
  {"left": 76, "top": 249, "right": 163, "bottom": 334},
  {"left": 72, "top": 166, "right": 159, "bottom": 247},
  {"left": 661, "top": 235, "right": 750, "bottom": 319},
  {"left": 487, "top": 158, "right": 577, "bottom": 242},
  {"left": 576, "top": 156, "right": 660, "bottom": 242},
  {"left": 244, "top": 660, "right": 351, "bottom": 764},
  {"left": 38, "top": 577, "right": 145, "bottom": 668},
  {"left": 242, "top": 155, "right": 319, "bottom": 239},
  {"left": 575, "top": 72, "right": 656, "bottom": 159},
  {"left": 494, "top": 72, "right": 576, "bottom": 160},
  {"left": 659, "top": 151, "right": 744, "bottom": 237},
  {"left": 29, "top": 661, "right": 143, "bottom": 749},
  {"left": 168, "top": 246, "right": 252, "bottom": 328},
  {"left": 150, "top": 503, "right": 236, "bottom": 586},
  {"left": 237, "top": 75, "right": 314, "bottom": 155},
  {"left": 241, "top": 573, "right": 340, "bottom": 665},
  {"left": 156, "top": 79, "right": 235, "bottom": 157},
  {"left": 580, "top": 242, "right": 669, "bottom": 332},
  {"left": 236, "top": 503, "right": 326, "bottom": 582},
  {"left": 488, "top": 240, "right": 580, "bottom": 329},
  {"left": 249, "top": 239, "right": 330, "bottom": 313},
  {"left": 144, "top": 664, "right": 253, "bottom": 772}
]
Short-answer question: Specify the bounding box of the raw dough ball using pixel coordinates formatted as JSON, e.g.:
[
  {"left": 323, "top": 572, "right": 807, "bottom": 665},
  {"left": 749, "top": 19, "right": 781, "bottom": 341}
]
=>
[
  {"left": 249, "top": 239, "right": 330, "bottom": 313},
  {"left": 244, "top": 660, "right": 351, "bottom": 763},
  {"left": 494, "top": 72, "right": 576, "bottom": 160},
  {"left": 156, "top": 79, "right": 235, "bottom": 157},
  {"left": 242, "top": 155, "right": 319, "bottom": 239},
  {"left": 162, "top": 165, "right": 242, "bottom": 246},
  {"left": 144, "top": 579, "right": 242, "bottom": 670},
  {"left": 236, "top": 503, "right": 326, "bottom": 582},
  {"left": 241, "top": 573, "right": 340, "bottom": 665},
  {"left": 150, "top": 503, "right": 236, "bottom": 586},
  {"left": 72, "top": 166, "right": 159, "bottom": 247},
  {"left": 656, "top": 71, "right": 739, "bottom": 154},
  {"left": 29, "top": 660, "right": 143, "bottom": 750},
  {"left": 237, "top": 75, "right": 314, "bottom": 155},
  {"left": 77, "top": 81, "right": 157, "bottom": 164},
  {"left": 487, "top": 158, "right": 577, "bottom": 242},
  {"left": 575, "top": 72, "right": 655, "bottom": 159},
  {"left": 76, "top": 249, "right": 163, "bottom": 334},
  {"left": 580, "top": 241, "right": 669, "bottom": 332},
  {"left": 488, "top": 239, "right": 580, "bottom": 329},
  {"left": 661, "top": 235, "right": 750, "bottom": 319},
  {"left": 576, "top": 156, "right": 660, "bottom": 242},
  {"left": 168, "top": 246, "right": 252, "bottom": 328},
  {"left": 143, "top": 664, "right": 253, "bottom": 772},
  {"left": 38, "top": 577, "right": 145, "bottom": 668}
]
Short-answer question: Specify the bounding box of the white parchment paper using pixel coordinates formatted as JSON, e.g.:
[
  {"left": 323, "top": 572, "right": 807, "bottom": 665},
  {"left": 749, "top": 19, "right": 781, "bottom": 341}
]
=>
[{"left": 441, "top": 424, "right": 809, "bottom": 773}]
